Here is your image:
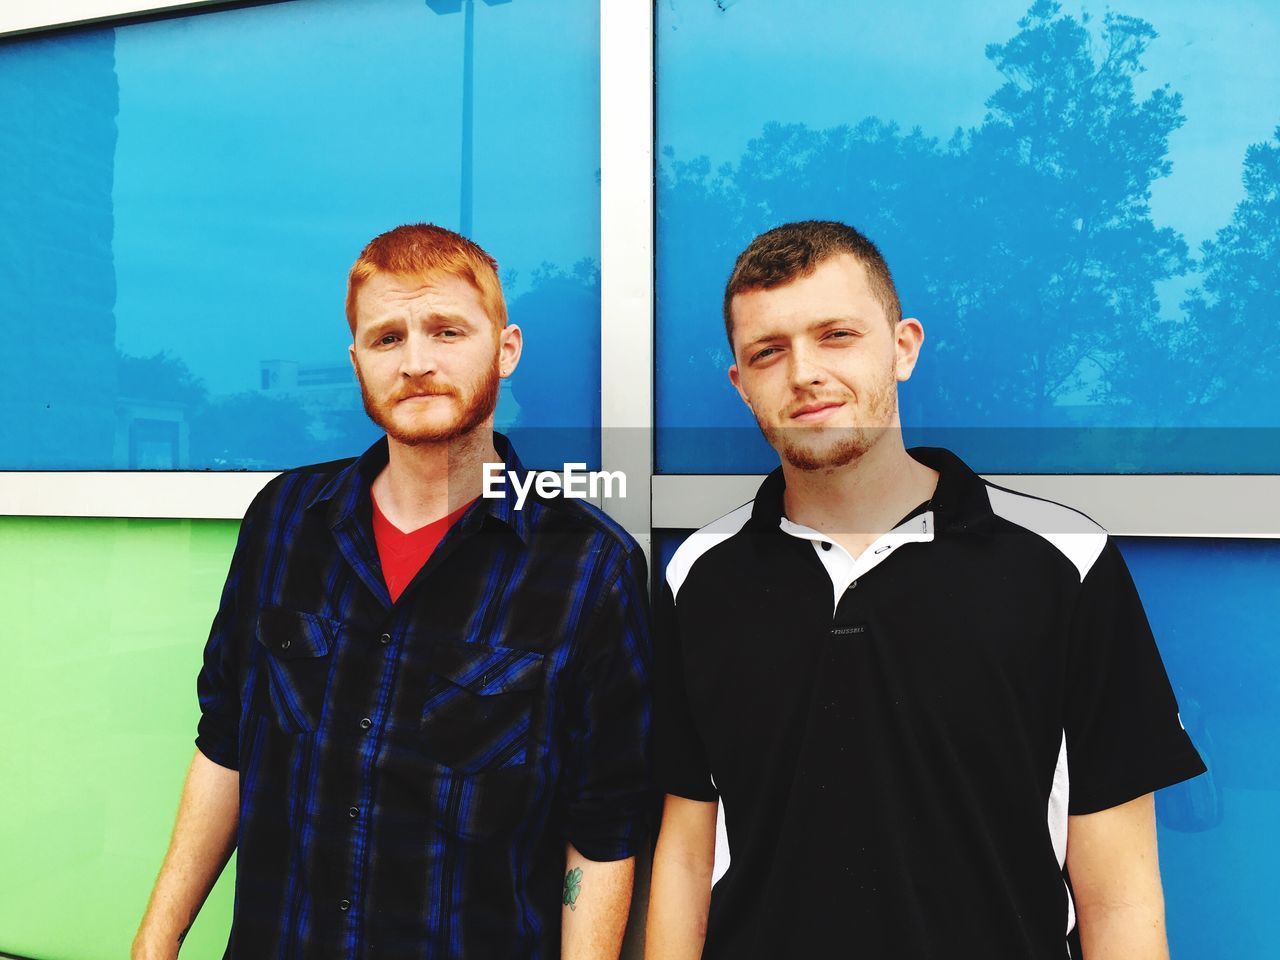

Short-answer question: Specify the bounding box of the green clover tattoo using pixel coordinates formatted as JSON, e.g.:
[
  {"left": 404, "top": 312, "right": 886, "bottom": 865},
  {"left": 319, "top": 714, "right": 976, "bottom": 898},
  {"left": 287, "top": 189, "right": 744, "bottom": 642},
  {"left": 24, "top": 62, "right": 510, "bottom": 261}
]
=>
[{"left": 562, "top": 867, "right": 583, "bottom": 911}]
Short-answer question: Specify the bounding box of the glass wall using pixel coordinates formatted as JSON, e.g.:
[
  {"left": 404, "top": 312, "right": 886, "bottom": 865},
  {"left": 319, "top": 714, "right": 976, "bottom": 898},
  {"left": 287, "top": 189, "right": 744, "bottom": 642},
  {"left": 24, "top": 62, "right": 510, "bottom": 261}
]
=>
[
  {"left": 3, "top": 2, "right": 1278, "bottom": 959},
  {"left": 1127, "top": 538, "right": 1280, "bottom": 957},
  {"left": 656, "top": 0, "right": 1280, "bottom": 473},
  {"left": 0, "top": 0, "right": 602, "bottom": 471}
]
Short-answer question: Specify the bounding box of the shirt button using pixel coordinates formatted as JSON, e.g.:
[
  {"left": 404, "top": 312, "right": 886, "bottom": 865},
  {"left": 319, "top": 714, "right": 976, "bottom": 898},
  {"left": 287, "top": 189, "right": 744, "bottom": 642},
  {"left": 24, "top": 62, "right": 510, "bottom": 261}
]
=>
[
  {"left": 378, "top": 633, "right": 391, "bottom": 645},
  {"left": 820, "top": 541, "right": 832, "bottom": 551},
  {"left": 339, "top": 899, "right": 351, "bottom": 912},
  {"left": 348, "top": 805, "right": 359, "bottom": 818},
  {"left": 847, "top": 579, "right": 858, "bottom": 590},
  {"left": 280, "top": 639, "right": 291, "bottom": 651},
  {"left": 359, "top": 717, "right": 372, "bottom": 731}
]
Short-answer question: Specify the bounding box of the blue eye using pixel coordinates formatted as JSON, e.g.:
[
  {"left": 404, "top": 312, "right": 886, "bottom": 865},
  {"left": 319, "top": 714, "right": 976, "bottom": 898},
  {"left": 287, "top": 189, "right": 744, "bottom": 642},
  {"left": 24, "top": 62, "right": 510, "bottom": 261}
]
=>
[{"left": 751, "top": 347, "right": 778, "bottom": 363}]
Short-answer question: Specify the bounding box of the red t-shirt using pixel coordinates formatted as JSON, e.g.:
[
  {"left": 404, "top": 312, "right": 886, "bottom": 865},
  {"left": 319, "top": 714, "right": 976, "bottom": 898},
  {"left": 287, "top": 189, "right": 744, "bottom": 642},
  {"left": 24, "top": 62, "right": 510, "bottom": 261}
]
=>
[{"left": 371, "top": 494, "right": 475, "bottom": 603}]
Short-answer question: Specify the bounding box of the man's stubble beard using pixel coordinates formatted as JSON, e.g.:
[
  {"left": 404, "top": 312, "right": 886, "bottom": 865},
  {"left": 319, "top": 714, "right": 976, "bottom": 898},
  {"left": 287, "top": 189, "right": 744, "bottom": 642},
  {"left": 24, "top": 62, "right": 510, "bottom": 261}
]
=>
[
  {"left": 756, "top": 365, "right": 899, "bottom": 472},
  {"left": 355, "top": 358, "right": 501, "bottom": 447}
]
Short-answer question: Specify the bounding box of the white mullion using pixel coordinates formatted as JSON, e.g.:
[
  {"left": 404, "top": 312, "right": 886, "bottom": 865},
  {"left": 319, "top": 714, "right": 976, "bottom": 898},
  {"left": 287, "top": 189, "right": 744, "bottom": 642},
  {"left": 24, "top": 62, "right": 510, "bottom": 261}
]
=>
[
  {"left": 0, "top": 471, "right": 276, "bottom": 521},
  {"left": 651, "top": 474, "right": 1280, "bottom": 539},
  {"left": 5, "top": 473, "right": 1276, "bottom": 536},
  {"left": 597, "top": 0, "right": 654, "bottom": 558},
  {"left": 0, "top": 1, "right": 231, "bottom": 37}
]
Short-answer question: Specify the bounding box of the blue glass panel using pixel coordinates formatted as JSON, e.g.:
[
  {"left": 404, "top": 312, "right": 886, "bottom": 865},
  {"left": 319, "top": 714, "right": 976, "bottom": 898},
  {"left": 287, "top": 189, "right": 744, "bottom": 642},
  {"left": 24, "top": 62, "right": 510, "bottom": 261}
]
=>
[
  {"left": 653, "top": 529, "right": 1280, "bottom": 958},
  {"left": 1122, "top": 538, "right": 1280, "bottom": 959},
  {"left": 656, "top": 0, "right": 1280, "bottom": 473},
  {"left": 0, "top": 0, "right": 600, "bottom": 471}
]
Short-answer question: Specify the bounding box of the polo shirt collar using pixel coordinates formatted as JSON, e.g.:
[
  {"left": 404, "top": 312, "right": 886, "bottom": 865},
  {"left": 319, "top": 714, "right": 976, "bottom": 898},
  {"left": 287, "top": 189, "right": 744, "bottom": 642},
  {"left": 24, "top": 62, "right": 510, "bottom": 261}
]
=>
[
  {"left": 305, "top": 431, "right": 533, "bottom": 544},
  {"left": 904, "top": 446, "right": 997, "bottom": 533},
  {"left": 748, "top": 467, "right": 787, "bottom": 531}
]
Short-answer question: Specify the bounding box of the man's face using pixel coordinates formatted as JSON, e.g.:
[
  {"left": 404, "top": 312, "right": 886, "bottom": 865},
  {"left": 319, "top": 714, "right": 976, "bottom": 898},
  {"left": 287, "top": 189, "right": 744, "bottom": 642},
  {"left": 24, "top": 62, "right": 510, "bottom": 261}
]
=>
[
  {"left": 728, "top": 253, "right": 923, "bottom": 471},
  {"left": 348, "top": 271, "right": 520, "bottom": 446}
]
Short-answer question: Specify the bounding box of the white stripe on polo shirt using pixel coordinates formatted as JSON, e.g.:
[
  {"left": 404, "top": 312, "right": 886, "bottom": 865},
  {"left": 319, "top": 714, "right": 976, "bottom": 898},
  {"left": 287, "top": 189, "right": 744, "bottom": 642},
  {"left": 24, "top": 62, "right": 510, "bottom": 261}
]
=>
[
  {"left": 985, "top": 481, "right": 1107, "bottom": 939},
  {"left": 985, "top": 484, "right": 1107, "bottom": 582},
  {"left": 667, "top": 501, "right": 755, "bottom": 599},
  {"left": 1048, "top": 732, "right": 1076, "bottom": 935}
]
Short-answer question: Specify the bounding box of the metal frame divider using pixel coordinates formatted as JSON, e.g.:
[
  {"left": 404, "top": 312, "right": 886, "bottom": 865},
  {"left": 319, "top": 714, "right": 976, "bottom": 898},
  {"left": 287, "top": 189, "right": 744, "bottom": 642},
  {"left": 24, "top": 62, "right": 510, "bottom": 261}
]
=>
[{"left": 599, "top": 0, "right": 654, "bottom": 561}]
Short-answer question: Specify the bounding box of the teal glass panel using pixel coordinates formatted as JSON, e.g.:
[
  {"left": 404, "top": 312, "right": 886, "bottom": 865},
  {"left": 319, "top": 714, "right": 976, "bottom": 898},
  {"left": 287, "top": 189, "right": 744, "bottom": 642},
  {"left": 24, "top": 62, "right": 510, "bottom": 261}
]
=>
[
  {"left": 0, "top": 0, "right": 600, "bottom": 471},
  {"left": 653, "top": 529, "right": 1280, "bottom": 959},
  {"left": 656, "top": 1, "right": 1280, "bottom": 473}
]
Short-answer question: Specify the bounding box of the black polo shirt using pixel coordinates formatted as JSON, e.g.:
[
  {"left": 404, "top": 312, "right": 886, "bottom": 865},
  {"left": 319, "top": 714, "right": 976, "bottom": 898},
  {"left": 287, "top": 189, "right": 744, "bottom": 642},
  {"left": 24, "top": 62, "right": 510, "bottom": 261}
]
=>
[{"left": 654, "top": 446, "right": 1205, "bottom": 960}]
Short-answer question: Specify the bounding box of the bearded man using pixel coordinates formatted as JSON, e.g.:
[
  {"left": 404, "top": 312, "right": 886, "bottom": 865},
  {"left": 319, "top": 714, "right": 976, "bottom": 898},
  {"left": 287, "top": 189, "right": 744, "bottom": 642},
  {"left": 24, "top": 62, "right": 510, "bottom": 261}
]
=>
[
  {"left": 133, "top": 224, "right": 650, "bottom": 960},
  {"left": 645, "top": 220, "right": 1204, "bottom": 960}
]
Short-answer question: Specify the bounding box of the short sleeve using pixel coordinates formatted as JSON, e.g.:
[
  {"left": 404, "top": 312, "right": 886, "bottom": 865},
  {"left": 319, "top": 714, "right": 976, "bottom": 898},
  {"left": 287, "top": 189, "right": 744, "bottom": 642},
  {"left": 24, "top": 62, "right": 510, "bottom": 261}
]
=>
[
  {"left": 653, "top": 577, "right": 719, "bottom": 802},
  {"left": 194, "top": 494, "right": 263, "bottom": 771},
  {"left": 1064, "top": 539, "right": 1206, "bottom": 814},
  {"left": 558, "top": 545, "right": 653, "bottom": 861}
]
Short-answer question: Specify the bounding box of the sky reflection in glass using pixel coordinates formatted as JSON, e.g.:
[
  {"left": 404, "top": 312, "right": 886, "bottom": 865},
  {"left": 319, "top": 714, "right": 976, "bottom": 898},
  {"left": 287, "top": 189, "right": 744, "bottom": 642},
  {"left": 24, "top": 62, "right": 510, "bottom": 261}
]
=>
[
  {"left": 0, "top": 0, "right": 600, "bottom": 470},
  {"left": 656, "top": 0, "right": 1280, "bottom": 473}
]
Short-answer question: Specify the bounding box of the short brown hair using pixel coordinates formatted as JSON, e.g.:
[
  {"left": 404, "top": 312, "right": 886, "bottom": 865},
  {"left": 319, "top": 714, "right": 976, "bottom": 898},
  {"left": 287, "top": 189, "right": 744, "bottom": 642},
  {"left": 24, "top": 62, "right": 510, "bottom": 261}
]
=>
[
  {"left": 345, "top": 223, "right": 507, "bottom": 333},
  {"left": 722, "top": 220, "right": 902, "bottom": 348}
]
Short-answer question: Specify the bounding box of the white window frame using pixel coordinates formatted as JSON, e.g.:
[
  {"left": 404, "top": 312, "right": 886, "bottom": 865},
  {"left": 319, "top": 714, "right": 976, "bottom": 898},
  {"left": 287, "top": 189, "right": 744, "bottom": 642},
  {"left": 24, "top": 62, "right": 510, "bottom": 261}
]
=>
[
  {"left": 0, "top": 0, "right": 226, "bottom": 36},
  {"left": 2, "top": 1, "right": 1276, "bottom": 541}
]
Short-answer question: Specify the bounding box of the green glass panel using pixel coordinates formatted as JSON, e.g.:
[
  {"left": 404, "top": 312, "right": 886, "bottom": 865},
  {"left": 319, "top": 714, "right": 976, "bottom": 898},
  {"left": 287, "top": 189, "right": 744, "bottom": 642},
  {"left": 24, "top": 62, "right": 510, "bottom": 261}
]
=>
[{"left": 0, "top": 516, "right": 239, "bottom": 959}]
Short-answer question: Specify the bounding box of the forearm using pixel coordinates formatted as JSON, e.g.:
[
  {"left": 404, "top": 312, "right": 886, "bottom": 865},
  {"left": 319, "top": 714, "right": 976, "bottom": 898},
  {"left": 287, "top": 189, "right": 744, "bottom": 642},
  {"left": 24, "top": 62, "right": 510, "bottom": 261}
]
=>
[
  {"left": 1076, "top": 899, "right": 1169, "bottom": 960},
  {"left": 1068, "top": 794, "right": 1169, "bottom": 960},
  {"left": 560, "top": 844, "right": 634, "bottom": 960},
  {"left": 644, "top": 835, "right": 712, "bottom": 960},
  {"left": 133, "top": 748, "right": 240, "bottom": 959}
]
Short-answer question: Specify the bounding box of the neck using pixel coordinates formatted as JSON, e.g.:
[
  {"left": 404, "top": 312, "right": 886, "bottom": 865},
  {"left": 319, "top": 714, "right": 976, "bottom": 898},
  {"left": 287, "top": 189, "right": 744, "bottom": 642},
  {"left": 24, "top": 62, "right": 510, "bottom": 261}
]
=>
[
  {"left": 371, "top": 425, "right": 497, "bottom": 530},
  {"left": 781, "top": 428, "right": 938, "bottom": 544}
]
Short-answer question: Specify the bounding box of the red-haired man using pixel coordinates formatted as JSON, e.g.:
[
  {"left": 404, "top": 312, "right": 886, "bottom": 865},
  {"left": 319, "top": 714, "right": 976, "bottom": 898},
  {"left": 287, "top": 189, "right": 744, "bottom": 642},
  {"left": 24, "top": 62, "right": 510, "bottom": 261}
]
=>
[{"left": 134, "top": 224, "right": 650, "bottom": 960}]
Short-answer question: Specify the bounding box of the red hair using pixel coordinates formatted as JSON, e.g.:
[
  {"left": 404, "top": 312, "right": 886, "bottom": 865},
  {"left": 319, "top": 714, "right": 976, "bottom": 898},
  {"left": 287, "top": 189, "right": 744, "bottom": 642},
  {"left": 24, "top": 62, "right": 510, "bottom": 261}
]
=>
[{"left": 345, "top": 223, "right": 507, "bottom": 332}]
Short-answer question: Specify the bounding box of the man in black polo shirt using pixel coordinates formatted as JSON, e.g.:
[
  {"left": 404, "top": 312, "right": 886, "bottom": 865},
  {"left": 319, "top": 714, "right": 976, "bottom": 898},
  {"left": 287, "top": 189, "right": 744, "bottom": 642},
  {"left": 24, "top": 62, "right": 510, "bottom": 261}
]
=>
[{"left": 646, "top": 220, "right": 1205, "bottom": 959}]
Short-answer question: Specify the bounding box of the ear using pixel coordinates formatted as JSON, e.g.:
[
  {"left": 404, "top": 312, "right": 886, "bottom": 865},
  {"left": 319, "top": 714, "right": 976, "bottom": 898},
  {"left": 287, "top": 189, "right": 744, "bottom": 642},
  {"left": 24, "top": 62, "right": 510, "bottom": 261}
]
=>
[
  {"left": 893, "top": 317, "right": 925, "bottom": 382},
  {"left": 728, "top": 363, "right": 752, "bottom": 409},
  {"left": 498, "top": 323, "right": 523, "bottom": 378},
  {"left": 348, "top": 342, "right": 357, "bottom": 371}
]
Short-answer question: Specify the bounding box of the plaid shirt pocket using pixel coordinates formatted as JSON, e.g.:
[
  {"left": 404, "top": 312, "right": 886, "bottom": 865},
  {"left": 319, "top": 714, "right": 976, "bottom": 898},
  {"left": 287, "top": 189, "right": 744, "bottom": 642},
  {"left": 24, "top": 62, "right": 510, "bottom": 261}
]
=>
[
  {"left": 253, "top": 606, "right": 338, "bottom": 734},
  {"left": 419, "top": 642, "right": 545, "bottom": 775}
]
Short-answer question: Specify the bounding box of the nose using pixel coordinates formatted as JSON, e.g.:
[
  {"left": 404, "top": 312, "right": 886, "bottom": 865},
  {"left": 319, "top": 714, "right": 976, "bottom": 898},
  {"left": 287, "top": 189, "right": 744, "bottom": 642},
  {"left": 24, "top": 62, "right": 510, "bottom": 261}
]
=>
[
  {"left": 787, "top": 342, "right": 826, "bottom": 390},
  {"left": 399, "top": 330, "right": 438, "bottom": 380}
]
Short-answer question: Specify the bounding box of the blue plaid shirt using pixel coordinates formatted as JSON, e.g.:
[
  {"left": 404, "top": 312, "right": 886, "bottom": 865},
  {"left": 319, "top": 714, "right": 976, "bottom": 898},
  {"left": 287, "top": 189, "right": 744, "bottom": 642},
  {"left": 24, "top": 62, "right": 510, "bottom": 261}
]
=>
[{"left": 196, "top": 434, "right": 652, "bottom": 959}]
